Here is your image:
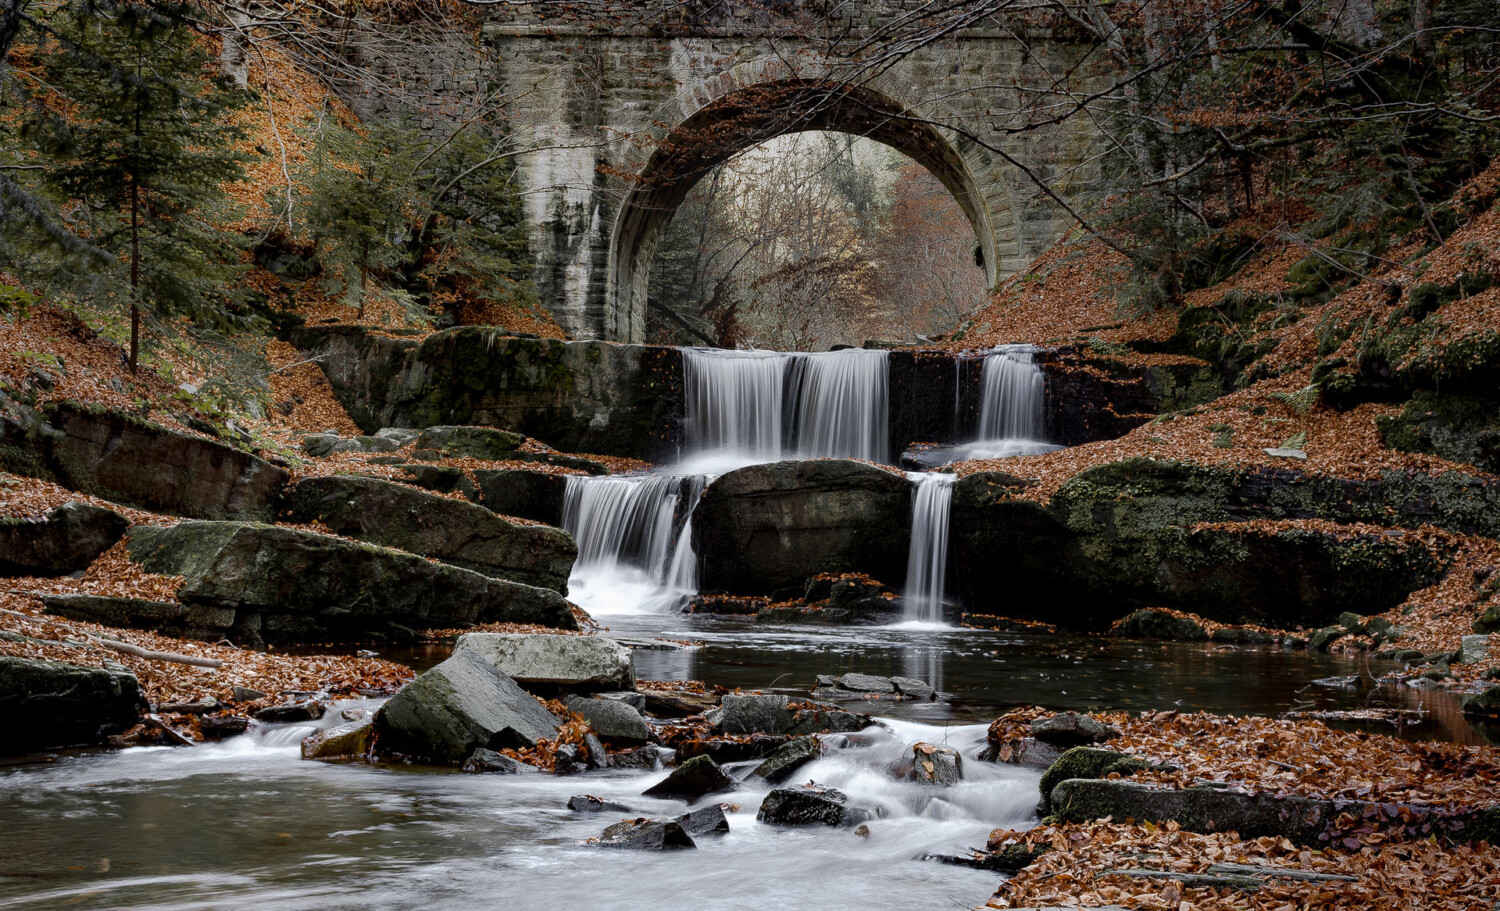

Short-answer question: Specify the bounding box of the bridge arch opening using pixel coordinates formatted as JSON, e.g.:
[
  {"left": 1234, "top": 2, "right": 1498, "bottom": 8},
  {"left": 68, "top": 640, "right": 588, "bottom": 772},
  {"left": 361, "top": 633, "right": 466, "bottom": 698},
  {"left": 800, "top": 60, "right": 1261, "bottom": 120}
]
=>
[{"left": 607, "top": 80, "right": 997, "bottom": 343}]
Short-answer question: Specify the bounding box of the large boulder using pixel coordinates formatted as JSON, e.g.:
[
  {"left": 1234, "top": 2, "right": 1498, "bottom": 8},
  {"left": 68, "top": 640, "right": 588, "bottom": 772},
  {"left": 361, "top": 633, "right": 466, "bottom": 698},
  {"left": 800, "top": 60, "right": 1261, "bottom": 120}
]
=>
[
  {"left": 283, "top": 475, "right": 576, "bottom": 592},
  {"left": 471, "top": 469, "right": 571, "bottom": 526},
  {"left": 291, "top": 326, "right": 684, "bottom": 461},
  {"left": 706, "top": 694, "right": 869, "bottom": 737},
  {"left": 412, "top": 425, "right": 524, "bottom": 460},
  {"left": 0, "top": 502, "right": 128, "bottom": 576},
  {"left": 39, "top": 593, "right": 235, "bottom": 641},
  {"left": 0, "top": 657, "right": 144, "bottom": 754},
  {"left": 127, "top": 522, "right": 575, "bottom": 645},
  {"left": 693, "top": 460, "right": 912, "bottom": 595},
  {"left": 565, "top": 695, "right": 651, "bottom": 743},
  {"left": 1038, "top": 746, "right": 1151, "bottom": 814},
  {"left": 757, "top": 783, "right": 872, "bottom": 828},
  {"left": 454, "top": 633, "right": 633, "bottom": 691},
  {"left": 30, "top": 402, "right": 287, "bottom": 519},
  {"left": 595, "top": 818, "right": 696, "bottom": 851},
  {"left": 373, "top": 650, "right": 561, "bottom": 763}
]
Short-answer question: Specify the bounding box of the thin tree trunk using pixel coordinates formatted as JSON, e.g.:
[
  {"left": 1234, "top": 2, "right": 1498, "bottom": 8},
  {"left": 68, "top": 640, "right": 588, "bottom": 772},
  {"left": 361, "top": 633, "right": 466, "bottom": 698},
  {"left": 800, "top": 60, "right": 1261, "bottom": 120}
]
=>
[
  {"left": 130, "top": 179, "right": 140, "bottom": 373},
  {"left": 1412, "top": 0, "right": 1435, "bottom": 58}
]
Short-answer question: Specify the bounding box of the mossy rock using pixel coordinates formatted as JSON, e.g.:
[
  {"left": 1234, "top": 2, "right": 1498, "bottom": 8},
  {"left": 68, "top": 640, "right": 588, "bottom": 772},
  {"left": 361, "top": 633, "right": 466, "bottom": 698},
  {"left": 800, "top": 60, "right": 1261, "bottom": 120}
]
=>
[
  {"left": 1038, "top": 746, "right": 1150, "bottom": 813},
  {"left": 1114, "top": 609, "right": 1208, "bottom": 641}
]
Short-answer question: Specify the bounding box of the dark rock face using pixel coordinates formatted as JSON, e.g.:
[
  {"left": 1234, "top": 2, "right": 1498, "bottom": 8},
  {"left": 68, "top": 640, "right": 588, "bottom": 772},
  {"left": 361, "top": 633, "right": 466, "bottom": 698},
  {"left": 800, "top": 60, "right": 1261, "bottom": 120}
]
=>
[
  {"left": 374, "top": 650, "right": 561, "bottom": 763},
  {"left": 463, "top": 747, "right": 536, "bottom": 774},
  {"left": 566, "top": 695, "right": 651, "bottom": 744},
  {"left": 1037, "top": 347, "right": 1225, "bottom": 446},
  {"left": 757, "top": 784, "right": 872, "bottom": 828},
  {"left": 595, "top": 818, "right": 696, "bottom": 850},
  {"left": 952, "top": 460, "right": 1463, "bottom": 630},
  {"left": 706, "top": 694, "right": 869, "bottom": 737},
  {"left": 750, "top": 736, "right": 822, "bottom": 784},
  {"left": 0, "top": 502, "right": 128, "bottom": 576},
  {"left": 292, "top": 326, "right": 685, "bottom": 461},
  {"left": 641, "top": 755, "right": 736, "bottom": 800},
  {"left": 30, "top": 402, "right": 287, "bottom": 519},
  {"left": 694, "top": 460, "right": 912, "bottom": 595},
  {"left": 0, "top": 657, "right": 144, "bottom": 754},
  {"left": 283, "top": 475, "right": 577, "bottom": 592},
  {"left": 675, "top": 804, "right": 730, "bottom": 837},
  {"left": 471, "top": 469, "right": 571, "bottom": 526},
  {"left": 1379, "top": 391, "right": 1500, "bottom": 474},
  {"left": 127, "top": 522, "right": 576, "bottom": 645},
  {"left": 39, "top": 593, "right": 236, "bottom": 641}
]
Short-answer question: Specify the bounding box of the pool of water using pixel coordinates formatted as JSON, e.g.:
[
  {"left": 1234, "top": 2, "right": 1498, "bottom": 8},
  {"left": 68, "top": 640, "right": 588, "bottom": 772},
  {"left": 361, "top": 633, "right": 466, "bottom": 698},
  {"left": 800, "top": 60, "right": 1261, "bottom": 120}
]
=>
[{"left": 0, "top": 613, "right": 1488, "bottom": 911}]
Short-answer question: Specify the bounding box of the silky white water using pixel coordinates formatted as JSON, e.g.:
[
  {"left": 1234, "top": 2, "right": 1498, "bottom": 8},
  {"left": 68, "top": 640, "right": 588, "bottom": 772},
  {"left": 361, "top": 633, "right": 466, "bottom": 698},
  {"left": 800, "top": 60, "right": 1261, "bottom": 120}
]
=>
[
  {"left": 567, "top": 346, "right": 891, "bottom": 616},
  {"left": 960, "top": 345, "right": 1061, "bottom": 460},
  {"left": 901, "top": 473, "right": 957, "bottom": 624},
  {"left": 0, "top": 697, "right": 1036, "bottom": 911}
]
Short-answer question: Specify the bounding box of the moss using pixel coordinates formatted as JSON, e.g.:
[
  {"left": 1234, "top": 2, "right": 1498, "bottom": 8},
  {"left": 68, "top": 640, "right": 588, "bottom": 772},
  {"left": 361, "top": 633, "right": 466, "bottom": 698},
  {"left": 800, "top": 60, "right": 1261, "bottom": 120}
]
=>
[{"left": 1038, "top": 746, "right": 1149, "bottom": 812}]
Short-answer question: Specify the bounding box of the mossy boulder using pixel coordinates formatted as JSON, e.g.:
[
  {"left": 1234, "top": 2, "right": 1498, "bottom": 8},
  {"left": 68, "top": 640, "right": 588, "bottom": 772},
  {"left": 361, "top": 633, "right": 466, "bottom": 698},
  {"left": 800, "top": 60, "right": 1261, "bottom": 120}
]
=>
[
  {"left": 127, "top": 521, "right": 576, "bottom": 645},
  {"left": 1379, "top": 392, "right": 1500, "bottom": 474},
  {"left": 694, "top": 460, "right": 911, "bottom": 596},
  {"left": 1113, "top": 609, "right": 1208, "bottom": 641},
  {"left": 1037, "top": 746, "right": 1150, "bottom": 814},
  {"left": 283, "top": 475, "right": 576, "bottom": 592},
  {"left": 412, "top": 425, "right": 525, "bottom": 460}
]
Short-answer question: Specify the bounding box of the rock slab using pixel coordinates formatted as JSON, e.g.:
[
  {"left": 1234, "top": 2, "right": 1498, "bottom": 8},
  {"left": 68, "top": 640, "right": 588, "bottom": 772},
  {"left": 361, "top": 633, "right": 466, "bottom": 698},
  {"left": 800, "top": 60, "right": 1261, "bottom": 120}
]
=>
[
  {"left": 0, "top": 502, "right": 127, "bottom": 576},
  {"left": 455, "top": 633, "right": 633, "bottom": 690},
  {"left": 0, "top": 656, "right": 144, "bottom": 754}
]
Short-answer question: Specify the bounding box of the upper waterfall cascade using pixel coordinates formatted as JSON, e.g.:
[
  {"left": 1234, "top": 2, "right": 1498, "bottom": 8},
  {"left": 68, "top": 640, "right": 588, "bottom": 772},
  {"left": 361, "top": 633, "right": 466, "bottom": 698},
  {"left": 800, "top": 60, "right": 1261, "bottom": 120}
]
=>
[{"left": 961, "top": 345, "right": 1062, "bottom": 460}]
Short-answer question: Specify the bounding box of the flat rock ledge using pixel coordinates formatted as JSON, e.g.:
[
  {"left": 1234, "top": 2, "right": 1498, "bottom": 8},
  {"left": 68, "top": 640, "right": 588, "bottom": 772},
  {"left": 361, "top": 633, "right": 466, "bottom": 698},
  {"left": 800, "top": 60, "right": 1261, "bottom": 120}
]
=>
[{"left": 127, "top": 521, "right": 576, "bottom": 645}]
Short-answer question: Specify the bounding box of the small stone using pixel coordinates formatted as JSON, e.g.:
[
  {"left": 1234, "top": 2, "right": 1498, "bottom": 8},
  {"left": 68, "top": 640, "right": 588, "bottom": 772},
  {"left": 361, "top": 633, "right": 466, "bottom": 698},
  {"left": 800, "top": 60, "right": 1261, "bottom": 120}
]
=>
[
  {"left": 1263, "top": 447, "right": 1307, "bottom": 460},
  {"left": 595, "top": 818, "right": 696, "bottom": 851},
  {"left": 612, "top": 745, "right": 665, "bottom": 770},
  {"left": 1457, "top": 634, "right": 1491, "bottom": 665},
  {"left": 1031, "top": 712, "right": 1119, "bottom": 746},
  {"left": 835, "top": 673, "right": 896, "bottom": 694},
  {"left": 675, "top": 804, "right": 730, "bottom": 837},
  {"left": 750, "top": 735, "right": 822, "bottom": 784},
  {"left": 757, "top": 783, "right": 872, "bottom": 828},
  {"left": 300, "top": 719, "right": 372, "bottom": 761},
  {"left": 232, "top": 686, "right": 267, "bottom": 702},
  {"left": 910, "top": 742, "right": 963, "bottom": 786},
  {"left": 890, "top": 676, "right": 936, "bottom": 700},
  {"left": 568, "top": 794, "right": 631, "bottom": 813},
  {"left": 254, "top": 700, "right": 326, "bottom": 723}
]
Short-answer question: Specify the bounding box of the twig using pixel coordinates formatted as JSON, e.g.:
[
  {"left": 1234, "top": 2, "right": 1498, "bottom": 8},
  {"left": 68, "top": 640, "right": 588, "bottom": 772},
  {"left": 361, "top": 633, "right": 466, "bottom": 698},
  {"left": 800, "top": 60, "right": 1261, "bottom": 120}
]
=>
[
  {"left": 85, "top": 633, "right": 223, "bottom": 669},
  {"left": 142, "top": 713, "right": 194, "bottom": 746}
]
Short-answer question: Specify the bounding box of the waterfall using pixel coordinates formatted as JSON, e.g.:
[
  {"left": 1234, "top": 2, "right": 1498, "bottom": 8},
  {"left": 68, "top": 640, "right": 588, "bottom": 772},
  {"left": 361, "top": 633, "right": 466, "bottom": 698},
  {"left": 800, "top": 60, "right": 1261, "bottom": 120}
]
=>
[
  {"left": 963, "top": 345, "right": 1060, "bottom": 460},
  {"left": 901, "top": 473, "right": 956, "bottom": 624},
  {"left": 682, "top": 346, "right": 889, "bottom": 469},
  {"left": 976, "top": 345, "right": 1044, "bottom": 440},
  {"left": 562, "top": 474, "right": 705, "bottom": 615}
]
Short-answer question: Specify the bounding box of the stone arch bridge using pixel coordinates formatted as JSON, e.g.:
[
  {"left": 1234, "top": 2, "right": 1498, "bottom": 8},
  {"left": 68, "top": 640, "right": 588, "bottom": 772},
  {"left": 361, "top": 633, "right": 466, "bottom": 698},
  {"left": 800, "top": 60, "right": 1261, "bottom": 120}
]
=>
[{"left": 483, "top": 4, "right": 1111, "bottom": 342}]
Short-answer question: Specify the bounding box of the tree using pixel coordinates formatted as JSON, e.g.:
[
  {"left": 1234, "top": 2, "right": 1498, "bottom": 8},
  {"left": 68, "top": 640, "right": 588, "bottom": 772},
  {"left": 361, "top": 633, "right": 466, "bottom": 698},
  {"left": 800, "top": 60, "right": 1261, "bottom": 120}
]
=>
[{"left": 28, "top": 0, "right": 249, "bottom": 371}]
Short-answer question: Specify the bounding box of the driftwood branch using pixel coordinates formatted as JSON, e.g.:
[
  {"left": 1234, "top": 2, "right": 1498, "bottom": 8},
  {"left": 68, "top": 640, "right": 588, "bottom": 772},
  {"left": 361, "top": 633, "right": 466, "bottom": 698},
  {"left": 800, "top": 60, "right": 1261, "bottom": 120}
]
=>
[{"left": 85, "top": 633, "right": 224, "bottom": 669}]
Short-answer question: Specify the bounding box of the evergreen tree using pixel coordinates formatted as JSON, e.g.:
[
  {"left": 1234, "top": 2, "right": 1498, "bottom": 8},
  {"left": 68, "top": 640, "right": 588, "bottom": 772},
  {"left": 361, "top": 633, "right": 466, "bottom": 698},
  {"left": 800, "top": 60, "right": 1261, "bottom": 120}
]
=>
[{"left": 29, "top": 0, "right": 248, "bottom": 371}]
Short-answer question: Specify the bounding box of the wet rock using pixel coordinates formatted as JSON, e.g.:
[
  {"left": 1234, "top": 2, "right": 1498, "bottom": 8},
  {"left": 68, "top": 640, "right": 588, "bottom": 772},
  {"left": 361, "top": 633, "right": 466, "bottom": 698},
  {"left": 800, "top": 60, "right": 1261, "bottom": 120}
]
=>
[
  {"left": 254, "top": 700, "right": 326, "bottom": 723},
  {"left": 127, "top": 522, "right": 575, "bottom": 645},
  {"left": 569, "top": 794, "right": 633, "bottom": 813},
  {"left": 750, "top": 735, "right": 822, "bottom": 784},
  {"left": 199, "top": 713, "right": 251, "bottom": 739},
  {"left": 675, "top": 804, "right": 730, "bottom": 837},
  {"left": 1308, "top": 627, "right": 1346, "bottom": 652},
  {"left": 455, "top": 633, "right": 633, "bottom": 691},
  {"left": 463, "top": 747, "right": 536, "bottom": 774},
  {"left": 890, "top": 676, "right": 936, "bottom": 700},
  {"left": 694, "top": 460, "right": 912, "bottom": 595},
  {"left": 0, "top": 656, "right": 144, "bottom": 754},
  {"left": 582, "top": 732, "right": 608, "bottom": 769},
  {"left": 1113, "top": 609, "right": 1207, "bottom": 641},
  {"left": 552, "top": 743, "right": 589, "bottom": 775},
  {"left": 832, "top": 673, "right": 894, "bottom": 694},
  {"left": 676, "top": 735, "right": 788, "bottom": 764},
  {"left": 35, "top": 402, "right": 288, "bottom": 519},
  {"left": 0, "top": 502, "right": 127, "bottom": 576},
  {"left": 641, "top": 755, "right": 736, "bottom": 800},
  {"left": 39, "top": 593, "right": 235, "bottom": 641},
  {"left": 413, "top": 426, "right": 524, "bottom": 461},
  {"left": 706, "top": 694, "right": 869, "bottom": 736},
  {"left": 1031, "top": 712, "right": 1120, "bottom": 747},
  {"left": 640, "top": 687, "right": 721, "bottom": 717},
  {"left": 374, "top": 650, "right": 561, "bottom": 763},
  {"left": 566, "top": 695, "right": 651, "bottom": 744},
  {"left": 283, "top": 476, "right": 577, "bottom": 592},
  {"left": 300, "top": 719, "right": 373, "bottom": 761},
  {"left": 1462, "top": 686, "right": 1500, "bottom": 719},
  {"left": 1038, "top": 747, "right": 1151, "bottom": 814},
  {"left": 612, "top": 744, "right": 665, "bottom": 771},
  {"left": 757, "top": 783, "right": 872, "bottom": 828},
  {"left": 910, "top": 742, "right": 963, "bottom": 785},
  {"left": 595, "top": 818, "right": 696, "bottom": 851},
  {"left": 1209, "top": 627, "right": 1279, "bottom": 645}
]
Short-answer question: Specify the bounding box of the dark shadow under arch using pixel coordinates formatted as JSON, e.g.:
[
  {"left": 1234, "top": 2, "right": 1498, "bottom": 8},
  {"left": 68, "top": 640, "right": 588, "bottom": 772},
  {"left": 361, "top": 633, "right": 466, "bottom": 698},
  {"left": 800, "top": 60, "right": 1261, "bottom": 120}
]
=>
[{"left": 608, "top": 79, "right": 996, "bottom": 341}]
